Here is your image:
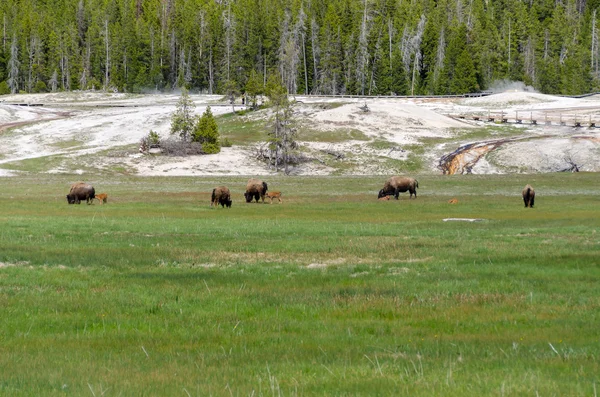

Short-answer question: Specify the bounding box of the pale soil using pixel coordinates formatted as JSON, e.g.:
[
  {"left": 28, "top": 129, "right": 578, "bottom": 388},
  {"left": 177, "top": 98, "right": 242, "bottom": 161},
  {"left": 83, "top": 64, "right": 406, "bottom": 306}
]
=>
[{"left": 0, "top": 90, "right": 599, "bottom": 176}]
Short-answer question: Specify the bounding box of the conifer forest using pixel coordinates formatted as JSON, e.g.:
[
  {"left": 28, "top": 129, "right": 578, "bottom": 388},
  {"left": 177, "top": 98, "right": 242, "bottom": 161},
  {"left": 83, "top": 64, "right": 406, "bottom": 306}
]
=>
[{"left": 1, "top": 0, "right": 599, "bottom": 96}]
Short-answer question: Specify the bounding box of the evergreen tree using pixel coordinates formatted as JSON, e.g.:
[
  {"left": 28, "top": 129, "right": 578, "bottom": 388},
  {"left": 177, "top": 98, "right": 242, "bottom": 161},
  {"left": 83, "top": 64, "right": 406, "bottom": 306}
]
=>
[
  {"left": 245, "top": 69, "right": 263, "bottom": 108},
  {"left": 192, "top": 106, "right": 220, "bottom": 154},
  {"left": 170, "top": 88, "right": 195, "bottom": 142}
]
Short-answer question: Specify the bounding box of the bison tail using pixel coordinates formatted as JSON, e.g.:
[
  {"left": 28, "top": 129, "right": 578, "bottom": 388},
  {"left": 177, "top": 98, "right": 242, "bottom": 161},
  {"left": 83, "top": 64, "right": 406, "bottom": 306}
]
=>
[
  {"left": 262, "top": 181, "right": 268, "bottom": 194},
  {"left": 415, "top": 180, "right": 419, "bottom": 188}
]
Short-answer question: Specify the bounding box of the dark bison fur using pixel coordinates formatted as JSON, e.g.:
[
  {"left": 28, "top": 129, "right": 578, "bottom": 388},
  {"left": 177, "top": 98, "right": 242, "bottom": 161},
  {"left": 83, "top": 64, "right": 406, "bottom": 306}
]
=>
[
  {"left": 211, "top": 186, "right": 232, "bottom": 208},
  {"left": 378, "top": 176, "right": 419, "bottom": 200},
  {"left": 66, "top": 182, "right": 95, "bottom": 204},
  {"left": 522, "top": 184, "right": 535, "bottom": 208},
  {"left": 244, "top": 179, "right": 268, "bottom": 203}
]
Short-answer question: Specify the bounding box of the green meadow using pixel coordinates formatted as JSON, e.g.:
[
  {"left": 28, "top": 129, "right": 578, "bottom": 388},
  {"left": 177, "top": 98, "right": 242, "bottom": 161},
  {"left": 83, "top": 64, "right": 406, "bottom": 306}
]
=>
[{"left": 0, "top": 173, "right": 598, "bottom": 396}]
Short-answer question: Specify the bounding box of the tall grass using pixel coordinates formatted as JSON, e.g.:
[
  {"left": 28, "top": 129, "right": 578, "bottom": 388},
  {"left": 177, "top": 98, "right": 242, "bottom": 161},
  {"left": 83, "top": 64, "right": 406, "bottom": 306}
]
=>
[{"left": 0, "top": 173, "right": 598, "bottom": 395}]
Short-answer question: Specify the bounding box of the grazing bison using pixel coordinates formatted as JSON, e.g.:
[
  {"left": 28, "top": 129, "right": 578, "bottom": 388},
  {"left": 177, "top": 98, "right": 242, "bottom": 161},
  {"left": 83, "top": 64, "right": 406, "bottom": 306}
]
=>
[
  {"left": 244, "top": 178, "right": 268, "bottom": 203},
  {"left": 522, "top": 184, "right": 535, "bottom": 208},
  {"left": 66, "top": 182, "right": 95, "bottom": 204},
  {"left": 211, "top": 186, "right": 232, "bottom": 208},
  {"left": 378, "top": 176, "right": 419, "bottom": 200}
]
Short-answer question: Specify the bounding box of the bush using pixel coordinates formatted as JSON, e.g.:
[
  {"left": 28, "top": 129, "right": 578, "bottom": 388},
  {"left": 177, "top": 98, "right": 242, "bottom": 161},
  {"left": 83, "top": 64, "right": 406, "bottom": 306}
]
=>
[
  {"left": 0, "top": 81, "right": 10, "bottom": 95},
  {"left": 33, "top": 81, "right": 48, "bottom": 93},
  {"left": 139, "top": 130, "right": 162, "bottom": 153},
  {"left": 221, "top": 137, "right": 233, "bottom": 147},
  {"left": 161, "top": 137, "right": 203, "bottom": 156},
  {"left": 148, "top": 130, "right": 160, "bottom": 146},
  {"left": 202, "top": 143, "right": 220, "bottom": 154}
]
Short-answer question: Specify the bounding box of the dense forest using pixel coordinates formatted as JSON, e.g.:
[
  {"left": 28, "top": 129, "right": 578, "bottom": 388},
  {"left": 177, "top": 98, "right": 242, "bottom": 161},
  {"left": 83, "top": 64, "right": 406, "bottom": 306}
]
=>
[{"left": 1, "top": 0, "right": 600, "bottom": 96}]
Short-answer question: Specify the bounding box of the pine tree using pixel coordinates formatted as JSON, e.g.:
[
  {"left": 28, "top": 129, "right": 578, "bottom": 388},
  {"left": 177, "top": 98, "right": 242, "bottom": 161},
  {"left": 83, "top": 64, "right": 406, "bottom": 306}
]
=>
[
  {"left": 170, "top": 88, "right": 195, "bottom": 142},
  {"left": 245, "top": 69, "right": 263, "bottom": 109},
  {"left": 192, "top": 106, "right": 220, "bottom": 154}
]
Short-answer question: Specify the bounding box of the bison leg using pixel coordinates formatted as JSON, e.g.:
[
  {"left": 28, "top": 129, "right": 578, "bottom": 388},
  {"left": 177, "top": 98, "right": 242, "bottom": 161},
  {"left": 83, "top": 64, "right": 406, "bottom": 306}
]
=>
[
  {"left": 394, "top": 188, "right": 400, "bottom": 200},
  {"left": 530, "top": 196, "right": 534, "bottom": 208}
]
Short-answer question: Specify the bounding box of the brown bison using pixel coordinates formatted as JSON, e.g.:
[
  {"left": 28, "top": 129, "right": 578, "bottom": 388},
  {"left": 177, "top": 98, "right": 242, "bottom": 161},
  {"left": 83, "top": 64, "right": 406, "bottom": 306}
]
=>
[
  {"left": 378, "top": 176, "right": 419, "bottom": 200},
  {"left": 211, "top": 186, "right": 232, "bottom": 208},
  {"left": 265, "top": 191, "right": 282, "bottom": 204},
  {"left": 94, "top": 193, "right": 108, "bottom": 204},
  {"left": 67, "top": 182, "right": 95, "bottom": 204},
  {"left": 522, "top": 184, "right": 535, "bottom": 208},
  {"left": 244, "top": 178, "right": 268, "bottom": 203}
]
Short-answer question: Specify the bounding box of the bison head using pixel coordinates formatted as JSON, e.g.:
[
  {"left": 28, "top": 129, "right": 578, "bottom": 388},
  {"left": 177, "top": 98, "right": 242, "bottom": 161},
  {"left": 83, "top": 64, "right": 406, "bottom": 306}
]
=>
[
  {"left": 244, "top": 192, "right": 253, "bottom": 203},
  {"left": 66, "top": 194, "right": 76, "bottom": 204},
  {"left": 377, "top": 189, "right": 387, "bottom": 199},
  {"left": 225, "top": 198, "right": 232, "bottom": 208}
]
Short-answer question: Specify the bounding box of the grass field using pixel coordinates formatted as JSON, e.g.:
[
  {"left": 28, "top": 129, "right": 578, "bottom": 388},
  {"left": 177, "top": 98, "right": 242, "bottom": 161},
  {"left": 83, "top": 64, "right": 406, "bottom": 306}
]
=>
[{"left": 0, "top": 173, "right": 599, "bottom": 396}]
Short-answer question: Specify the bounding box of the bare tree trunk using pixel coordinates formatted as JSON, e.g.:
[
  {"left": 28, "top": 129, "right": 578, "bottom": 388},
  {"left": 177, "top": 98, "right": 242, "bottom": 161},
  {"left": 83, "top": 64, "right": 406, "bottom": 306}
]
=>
[
  {"left": 104, "top": 19, "right": 110, "bottom": 91},
  {"left": 208, "top": 48, "right": 213, "bottom": 94},
  {"left": 508, "top": 19, "right": 511, "bottom": 68},
  {"left": 310, "top": 18, "right": 319, "bottom": 94},
  {"left": 303, "top": 35, "right": 308, "bottom": 95},
  {"left": 592, "top": 10, "right": 598, "bottom": 74},
  {"left": 388, "top": 18, "right": 393, "bottom": 77},
  {"left": 223, "top": 0, "right": 234, "bottom": 81},
  {"left": 8, "top": 34, "right": 20, "bottom": 94}
]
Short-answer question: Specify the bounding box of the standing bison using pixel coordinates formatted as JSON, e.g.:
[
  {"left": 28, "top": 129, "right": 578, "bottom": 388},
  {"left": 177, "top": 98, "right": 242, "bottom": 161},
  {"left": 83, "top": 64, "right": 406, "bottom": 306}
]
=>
[
  {"left": 244, "top": 178, "right": 268, "bottom": 203},
  {"left": 378, "top": 176, "right": 419, "bottom": 200},
  {"left": 522, "top": 184, "right": 535, "bottom": 208},
  {"left": 211, "top": 186, "right": 232, "bottom": 208},
  {"left": 66, "top": 182, "right": 95, "bottom": 204}
]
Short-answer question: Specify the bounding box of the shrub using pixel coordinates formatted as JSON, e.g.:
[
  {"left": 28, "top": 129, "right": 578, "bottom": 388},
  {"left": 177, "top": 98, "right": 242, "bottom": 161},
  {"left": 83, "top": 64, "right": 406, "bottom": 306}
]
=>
[
  {"left": 139, "top": 130, "right": 161, "bottom": 153},
  {"left": 202, "top": 143, "right": 220, "bottom": 154},
  {"left": 161, "top": 137, "right": 203, "bottom": 156},
  {"left": 221, "top": 137, "right": 233, "bottom": 147},
  {"left": 34, "top": 80, "right": 48, "bottom": 93},
  {"left": 0, "top": 81, "right": 10, "bottom": 95}
]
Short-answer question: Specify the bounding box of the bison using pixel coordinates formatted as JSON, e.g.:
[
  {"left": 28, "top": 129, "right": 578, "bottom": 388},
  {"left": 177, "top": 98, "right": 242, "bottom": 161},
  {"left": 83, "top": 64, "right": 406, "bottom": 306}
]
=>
[
  {"left": 66, "top": 182, "right": 95, "bottom": 204},
  {"left": 378, "top": 176, "right": 419, "bottom": 200},
  {"left": 244, "top": 178, "right": 268, "bottom": 203},
  {"left": 522, "top": 184, "right": 535, "bottom": 208},
  {"left": 211, "top": 186, "right": 232, "bottom": 208},
  {"left": 94, "top": 193, "right": 108, "bottom": 204},
  {"left": 265, "top": 191, "right": 282, "bottom": 204}
]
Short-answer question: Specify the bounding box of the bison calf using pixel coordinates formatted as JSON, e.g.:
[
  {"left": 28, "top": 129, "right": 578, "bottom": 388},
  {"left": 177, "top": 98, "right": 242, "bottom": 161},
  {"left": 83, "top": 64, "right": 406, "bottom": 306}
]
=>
[
  {"left": 522, "top": 184, "right": 535, "bottom": 208},
  {"left": 211, "top": 186, "right": 232, "bottom": 208},
  {"left": 94, "top": 193, "right": 108, "bottom": 204}
]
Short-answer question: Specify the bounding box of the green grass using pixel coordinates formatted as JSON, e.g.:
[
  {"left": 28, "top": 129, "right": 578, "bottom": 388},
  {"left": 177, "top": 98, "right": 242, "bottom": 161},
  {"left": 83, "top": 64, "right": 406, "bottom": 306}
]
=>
[
  {"left": 0, "top": 154, "right": 68, "bottom": 173},
  {"left": 217, "top": 112, "right": 268, "bottom": 145},
  {"left": 0, "top": 173, "right": 599, "bottom": 395},
  {"left": 48, "top": 139, "right": 85, "bottom": 150},
  {"left": 450, "top": 126, "right": 525, "bottom": 141}
]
